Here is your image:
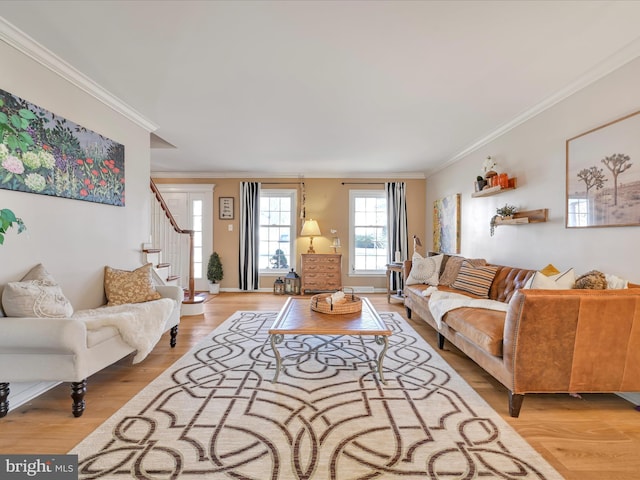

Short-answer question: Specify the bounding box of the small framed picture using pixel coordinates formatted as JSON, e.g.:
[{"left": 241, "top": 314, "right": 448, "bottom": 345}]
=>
[{"left": 219, "top": 197, "right": 234, "bottom": 220}]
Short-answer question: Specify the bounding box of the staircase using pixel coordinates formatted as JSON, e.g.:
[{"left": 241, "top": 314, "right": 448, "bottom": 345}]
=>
[{"left": 149, "top": 179, "right": 206, "bottom": 316}]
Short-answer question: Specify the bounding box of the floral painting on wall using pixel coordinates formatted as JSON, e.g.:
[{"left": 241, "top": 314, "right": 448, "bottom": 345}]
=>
[
  {"left": 0, "top": 89, "right": 125, "bottom": 206},
  {"left": 433, "top": 193, "right": 460, "bottom": 254}
]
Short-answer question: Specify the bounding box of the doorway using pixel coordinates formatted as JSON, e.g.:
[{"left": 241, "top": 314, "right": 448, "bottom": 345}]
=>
[{"left": 156, "top": 184, "right": 214, "bottom": 292}]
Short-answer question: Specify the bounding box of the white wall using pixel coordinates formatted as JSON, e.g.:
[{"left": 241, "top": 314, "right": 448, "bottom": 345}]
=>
[
  {"left": 427, "top": 57, "right": 640, "bottom": 283},
  {"left": 0, "top": 39, "right": 152, "bottom": 310}
]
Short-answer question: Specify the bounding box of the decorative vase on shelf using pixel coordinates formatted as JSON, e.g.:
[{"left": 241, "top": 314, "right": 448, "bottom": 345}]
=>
[
  {"left": 476, "top": 176, "right": 487, "bottom": 192},
  {"left": 485, "top": 170, "right": 498, "bottom": 187}
]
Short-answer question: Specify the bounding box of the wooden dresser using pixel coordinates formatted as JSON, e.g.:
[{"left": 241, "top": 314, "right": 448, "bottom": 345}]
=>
[{"left": 300, "top": 254, "right": 342, "bottom": 294}]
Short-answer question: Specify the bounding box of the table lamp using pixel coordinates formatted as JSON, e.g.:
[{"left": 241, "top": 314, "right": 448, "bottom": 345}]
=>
[{"left": 301, "top": 219, "right": 321, "bottom": 253}]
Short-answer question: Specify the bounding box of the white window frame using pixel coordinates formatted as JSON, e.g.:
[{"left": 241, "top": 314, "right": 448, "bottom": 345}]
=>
[
  {"left": 259, "top": 189, "right": 297, "bottom": 276},
  {"left": 349, "top": 189, "right": 387, "bottom": 276}
]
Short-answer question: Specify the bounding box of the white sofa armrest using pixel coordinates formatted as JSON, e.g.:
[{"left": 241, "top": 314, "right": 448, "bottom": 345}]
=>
[
  {"left": 155, "top": 285, "right": 183, "bottom": 304},
  {"left": 0, "top": 317, "right": 87, "bottom": 353}
]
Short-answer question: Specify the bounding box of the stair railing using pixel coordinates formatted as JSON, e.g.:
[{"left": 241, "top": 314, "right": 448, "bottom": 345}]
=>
[{"left": 149, "top": 179, "right": 195, "bottom": 301}]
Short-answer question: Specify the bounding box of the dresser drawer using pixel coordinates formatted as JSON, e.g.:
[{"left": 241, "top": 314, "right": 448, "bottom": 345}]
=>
[
  {"left": 304, "top": 272, "right": 340, "bottom": 282},
  {"left": 303, "top": 263, "right": 340, "bottom": 273}
]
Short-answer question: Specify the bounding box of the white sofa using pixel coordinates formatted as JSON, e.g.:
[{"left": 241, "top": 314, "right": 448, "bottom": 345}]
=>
[{"left": 0, "top": 284, "right": 182, "bottom": 418}]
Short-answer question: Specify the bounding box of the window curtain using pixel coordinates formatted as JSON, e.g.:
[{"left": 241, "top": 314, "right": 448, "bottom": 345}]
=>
[
  {"left": 385, "top": 182, "right": 408, "bottom": 292},
  {"left": 239, "top": 182, "right": 261, "bottom": 291}
]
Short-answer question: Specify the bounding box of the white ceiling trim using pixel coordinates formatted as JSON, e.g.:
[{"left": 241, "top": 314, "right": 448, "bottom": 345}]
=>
[
  {"left": 0, "top": 16, "right": 158, "bottom": 132},
  {"left": 429, "top": 36, "right": 640, "bottom": 178},
  {"left": 151, "top": 171, "right": 426, "bottom": 180}
]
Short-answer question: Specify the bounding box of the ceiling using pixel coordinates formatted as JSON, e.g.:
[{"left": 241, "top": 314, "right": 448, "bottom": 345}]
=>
[{"left": 1, "top": 1, "right": 640, "bottom": 178}]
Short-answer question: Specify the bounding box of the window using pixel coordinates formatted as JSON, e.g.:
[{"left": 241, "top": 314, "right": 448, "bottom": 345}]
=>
[
  {"left": 349, "top": 190, "right": 387, "bottom": 274},
  {"left": 259, "top": 189, "right": 297, "bottom": 274},
  {"left": 192, "top": 199, "right": 203, "bottom": 278}
]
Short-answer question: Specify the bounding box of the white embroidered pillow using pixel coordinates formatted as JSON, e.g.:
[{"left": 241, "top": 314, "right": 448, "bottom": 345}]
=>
[
  {"left": 406, "top": 253, "right": 443, "bottom": 286},
  {"left": 525, "top": 269, "right": 575, "bottom": 289},
  {"left": 2, "top": 279, "right": 74, "bottom": 318}
]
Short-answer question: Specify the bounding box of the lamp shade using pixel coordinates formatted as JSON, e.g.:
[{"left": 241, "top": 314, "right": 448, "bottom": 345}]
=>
[{"left": 300, "top": 219, "right": 321, "bottom": 237}]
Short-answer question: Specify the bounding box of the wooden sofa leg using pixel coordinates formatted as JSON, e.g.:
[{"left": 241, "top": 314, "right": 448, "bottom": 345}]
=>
[
  {"left": 509, "top": 391, "right": 524, "bottom": 417},
  {"left": 71, "top": 379, "right": 87, "bottom": 418},
  {"left": 170, "top": 325, "right": 178, "bottom": 348},
  {"left": 405, "top": 307, "right": 412, "bottom": 319},
  {"left": 0, "top": 382, "right": 9, "bottom": 418},
  {"left": 437, "top": 333, "right": 445, "bottom": 350}
]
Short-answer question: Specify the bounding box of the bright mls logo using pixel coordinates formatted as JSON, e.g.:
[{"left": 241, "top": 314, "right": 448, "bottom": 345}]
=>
[{"left": 0, "top": 455, "right": 77, "bottom": 479}]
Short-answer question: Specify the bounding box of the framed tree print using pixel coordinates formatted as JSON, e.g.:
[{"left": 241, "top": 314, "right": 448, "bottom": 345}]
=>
[{"left": 566, "top": 110, "right": 640, "bottom": 228}]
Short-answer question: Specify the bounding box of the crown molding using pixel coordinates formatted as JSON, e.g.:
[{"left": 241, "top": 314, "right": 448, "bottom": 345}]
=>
[
  {"left": 428, "top": 36, "right": 640, "bottom": 178},
  {"left": 151, "top": 171, "right": 426, "bottom": 179},
  {"left": 0, "top": 16, "right": 158, "bottom": 132}
]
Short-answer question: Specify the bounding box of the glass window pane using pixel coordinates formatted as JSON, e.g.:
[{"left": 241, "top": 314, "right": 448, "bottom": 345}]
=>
[
  {"left": 259, "top": 190, "right": 296, "bottom": 272},
  {"left": 351, "top": 191, "right": 387, "bottom": 273}
]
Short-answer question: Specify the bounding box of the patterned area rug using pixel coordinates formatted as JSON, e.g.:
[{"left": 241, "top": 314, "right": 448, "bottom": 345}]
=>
[{"left": 70, "top": 311, "right": 562, "bottom": 479}]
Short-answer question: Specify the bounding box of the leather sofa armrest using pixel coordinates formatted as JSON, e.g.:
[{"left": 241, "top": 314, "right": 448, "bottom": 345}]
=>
[{"left": 504, "top": 288, "right": 640, "bottom": 393}]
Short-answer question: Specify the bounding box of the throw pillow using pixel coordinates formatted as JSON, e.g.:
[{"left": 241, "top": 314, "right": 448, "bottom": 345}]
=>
[
  {"left": 450, "top": 260, "right": 498, "bottom": 298},
  {"left": 406, "top": 253, "right": 444, "bottom": 286},
  {"left": 104, "top": 263, "right": 162, "bottom": 306},
  {"left": 20, "top": 263, "right": 57, "bottom": 283},
  {"left": 526, "top": 268, "right": 576, "bottom": 290},
  {"left": 1, "top": 264, "right": 73, "bottom": 318},
  {"left": 539, "top": 264, "right": 560, "bottom": 276},
  {"left": 574, "top": 270, "right": 607, "bottom": 290},
  {"left": 605, "top": 273, "right": 628, "bottom": 289},
  {"left": 439, "top": 257, "right": 486, "bottom": 286}
]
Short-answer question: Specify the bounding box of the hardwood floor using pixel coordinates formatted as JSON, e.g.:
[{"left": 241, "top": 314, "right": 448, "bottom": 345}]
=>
[{"left": 1, "top": 293, "right": 639, "bottom": 478}]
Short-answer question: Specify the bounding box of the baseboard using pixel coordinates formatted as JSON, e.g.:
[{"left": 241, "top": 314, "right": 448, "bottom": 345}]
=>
[
  {"left": 617, "top": 392, "right": 640, "bottom": 406},
  {"left": 8, "top": 381, "right": 60, "bottom": 412},
  {"left": 220, "top": 287, "right": 387, "bottom": 294}
]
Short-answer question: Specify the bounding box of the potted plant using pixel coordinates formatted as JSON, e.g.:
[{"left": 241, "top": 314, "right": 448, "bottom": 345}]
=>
[
  {"left": 0, "top": 208, "right": 26, "bottom": 245},
  {"left": 207, "top": 252, "right": 224, "bottom": 294},
  {"left": 490, "top": 204, "right": 517, "bottom": 236}
]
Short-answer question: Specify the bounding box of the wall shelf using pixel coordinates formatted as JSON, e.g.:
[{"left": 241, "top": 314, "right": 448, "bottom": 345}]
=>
[
  {"left": 472, "top": 177, "right": 517, "bottom": 197},
  {"left": 493, "top": 208, "right": 548, "bottom": 226}
]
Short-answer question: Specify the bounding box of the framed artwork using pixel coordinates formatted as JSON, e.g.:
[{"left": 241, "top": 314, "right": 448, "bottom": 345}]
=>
[
  {"left": 566, "top": 110, "right": 640, "bottom": 228},
  {"left": 433, "top": 193, "right": 460, "bottom": 254},
  {"left": 0, "top": 88, "right": 125, "bottom": 206},
  {"left": 219, "top": 197, "right": 234, "bottom": 219}
]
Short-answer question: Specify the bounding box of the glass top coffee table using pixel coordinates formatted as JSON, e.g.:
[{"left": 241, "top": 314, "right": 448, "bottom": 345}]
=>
[{"left": 268, "top": 296, "right": 392, "bottom": 384}]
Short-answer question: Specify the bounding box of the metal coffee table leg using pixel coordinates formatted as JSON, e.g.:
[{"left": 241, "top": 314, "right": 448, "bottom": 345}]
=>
[
  {"left": 270, "top": 334, "right": 284, "bottom": 383},
  {"left": 375, "top": 335, "right": 389, "bottom": 385}
]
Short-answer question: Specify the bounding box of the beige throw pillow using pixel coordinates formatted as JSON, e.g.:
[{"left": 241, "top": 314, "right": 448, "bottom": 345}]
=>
[
  {"left": 104, "top": 263, "right": 162, "bottom": 306},
  {"left": 1, "top": 264, "right": 73, "bottom": 318},
  {"left": 406, "top": 253, "right": 443, "bottom": 286}
]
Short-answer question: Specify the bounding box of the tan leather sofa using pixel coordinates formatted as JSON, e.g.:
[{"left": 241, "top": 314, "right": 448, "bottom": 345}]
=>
[{"left": 403, "top": 259, "right": 640, "bottom": 417}]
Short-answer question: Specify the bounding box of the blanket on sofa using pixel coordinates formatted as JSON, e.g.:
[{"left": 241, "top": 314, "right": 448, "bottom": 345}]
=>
[
  {"left": 73, "top": 298, "right": 175, "bottom": 363},
  {"left": 428, "top": 290, "right": 508, "bottom": 329}
]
